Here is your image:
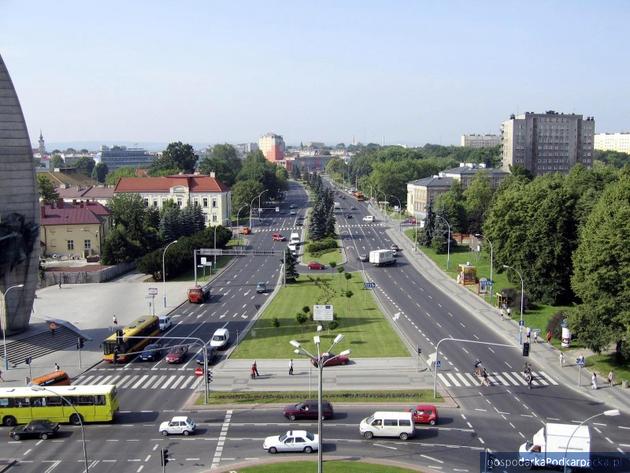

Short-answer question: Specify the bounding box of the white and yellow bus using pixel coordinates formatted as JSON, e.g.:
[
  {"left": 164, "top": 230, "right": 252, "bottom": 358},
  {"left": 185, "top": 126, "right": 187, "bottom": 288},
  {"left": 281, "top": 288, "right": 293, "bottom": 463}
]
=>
[
  {"left": 103, "top": 315, "right": 160, "bottom": 363},
  {"left": 0, "top": 385, "right": 119, "bottom": 426}
]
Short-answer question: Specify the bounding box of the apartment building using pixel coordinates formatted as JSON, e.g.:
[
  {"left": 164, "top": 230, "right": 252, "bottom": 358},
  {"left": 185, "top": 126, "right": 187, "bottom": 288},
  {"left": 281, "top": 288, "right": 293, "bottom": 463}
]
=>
[
  {"left": 258, "top": 133, "right": 285, "bottom": 163},
  {"left": 594, "top": 132, "right": 630, "bottom": 153},
  {"left": 460, "top": 134, "right": 501, "bottom": 148}
]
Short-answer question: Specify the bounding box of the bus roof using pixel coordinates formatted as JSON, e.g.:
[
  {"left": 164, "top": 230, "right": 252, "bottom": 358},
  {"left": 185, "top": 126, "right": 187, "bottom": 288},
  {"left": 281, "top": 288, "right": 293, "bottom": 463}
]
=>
[
  {"left": 104, "top": 315, "right": 159, "bottom": 342},
  {"left": 0, "top": 385, "right": 117, "bottom": 397}
]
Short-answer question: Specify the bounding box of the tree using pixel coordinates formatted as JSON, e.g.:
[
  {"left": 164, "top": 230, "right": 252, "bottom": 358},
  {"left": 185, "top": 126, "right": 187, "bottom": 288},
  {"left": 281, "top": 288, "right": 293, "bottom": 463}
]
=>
[
  {"left": 192, "top": 203, "right": 205, "bottom": 233},
  {"left": 50, "top": 154, "right": 64, "bottom": 169},
  {"left": 37, "top": 175, "right": 59, "bottom": 204},
  {"left": 285, "top": 248, "right": 298, "bottom": 282},
  {"left": 237, "top": 150, "right": 284, "bottom": 199},
  {"left": 434, "top": 182, "right": 467, "bottom": 233},
  {"left": 291, "top": 164, "right": 302, "bottom": 180},
  {"left": 109, "top": 194, "right": 148, "bottom": 243},
  {"left": 101, "top": 227, "right": 143, "bottom": 264},
  {"left": 198, "top": 144, "right": 241, "bottom": 186},
  {"left": 92, "top": 162, "right": 109, "bottom": 183},
  {"left": 463, "top": 172, "right": 494, "bottom": 235},
  {"left": 160, "top": 206, "right": 182, "bottom": 242},
  {"left": 105, "top": 167, "right": 136, "bottom": 186},
  {"left": 75, "top": 156, "right": 95, "bottom": 176},
  {"left": 150, "top": 141, "right": 198, "bottom": 174},
  {"left": 231, "top": 179, "right": 265, "bottom": 218}
]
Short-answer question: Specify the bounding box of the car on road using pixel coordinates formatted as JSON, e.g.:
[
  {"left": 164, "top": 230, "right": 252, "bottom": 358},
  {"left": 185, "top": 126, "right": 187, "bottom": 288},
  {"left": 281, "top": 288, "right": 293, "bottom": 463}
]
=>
[
  {"left": 256, "top": 282, "right": 267, "bottom": 293},
  {"left": 289, "top": 204, "right": 296, "bottom": 209},
  {"left": 307, "top": 261, "right": 325, "bottom": 270},
  {"left": 195, "top": 345, "right": 217, "bottom": 365},
  {"left": 290, "top": 210, "right": 296, "bottom": 215},
  {"left": 140, "top": 342, "right": 164, "bottom": 361},
  {"left": 408, "top": 404, "right": 439, "bottom": 425},
  {"left": 283, "top": 400, "right": 334, "bottom": 421},
  {"left": 390, "top": 244, "right": 401, "bottom": 252},
  {"left": 360, "top": 411, "right": 415, "bottom": 440},
  {"left": 10, "top": 420, "right": 59, "bottom": 440},
  {"left": 310, "top": 352, "right": 350, "bottom": 367},
  {"left": 165, "top": 346, "right": 188, "bottom": 364},
  {"left": 404, "top": 217, "right": 417, "bottom": 224},
  {"left": 272, "top": 233, "right": 286, "bottom": 241},
  {"left": 350, "top": 206, "right": 357, "bottom": 210},
  {"left": 346, "top": 214, "right": 352, "bottom": 219},
  {"left": 358, "top": 254, "right": 369, "bottom": 262},
  {"left": 295, "top": 221, "right": 303, "bottom": 226},
  {"left": 210, "top": 327, "right": 230, "bottom": 350},
  {"left": 263, "top": 430, "right": 319, "bottom": 454},
  {"left": 159, "top": 416, "right": 196, "bottom": 436},
  {"left": 241, "top": 226, "right": 251, "bottom": 235},
  {"left": 362, "top": 215, "right": 375, "bottom": 222},
  {"left": 159, "top": 315, "right": 172, "bottom": 331}
]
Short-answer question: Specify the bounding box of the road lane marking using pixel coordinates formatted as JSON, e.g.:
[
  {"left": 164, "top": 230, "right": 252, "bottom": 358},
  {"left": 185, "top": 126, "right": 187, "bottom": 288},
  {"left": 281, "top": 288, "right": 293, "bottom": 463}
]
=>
[
  {"left": 374, "top": 443, "right": 397, "bottom": 450},
  {"left": 420, "top": 454, "right": 443, "bottom": 463}
]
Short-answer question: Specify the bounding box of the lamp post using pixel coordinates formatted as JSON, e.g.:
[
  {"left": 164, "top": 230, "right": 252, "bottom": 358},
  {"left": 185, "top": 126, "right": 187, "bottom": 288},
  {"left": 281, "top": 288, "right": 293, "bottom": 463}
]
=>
[
  {"left": 1, "top": 284, "right": 24, "bottom": 370},
  {"left": 290, "top": 333, "right": 350, "bottom": 473},
  {"left": 235, "top": 204, "right": 249, "bottom": 230},
  {"left": 31, "top": 385, "right": 90, "bottom": 472},
  {"left": 162, "top": 240, "right": 178, "bottom": 308},
  {"left": 389, "top": 194, "right": 402, "bottom": 231},
  {"left": 475, "top": 234, "right": 494, "bottom": 299},
  {"left": 249, "top": 189, "right": 268, "bottom": 228},
  {"left": 503, "top": 264, "right": 524, "bottom": 345},
  {"left": 562, "top": 409, "right": 619, "bottom": 473},
  {"left": 435, "top": 214, "right": 451, "bottom": 270}
]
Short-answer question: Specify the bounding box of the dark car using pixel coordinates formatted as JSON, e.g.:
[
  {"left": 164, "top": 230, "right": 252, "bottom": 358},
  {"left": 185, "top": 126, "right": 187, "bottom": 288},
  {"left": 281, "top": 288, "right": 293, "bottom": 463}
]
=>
[
  {"left": 350, "top": 206, "right": 357, "bottom": 210},
  {"left": 283, "top": 400, "right": 334, "bottom": 421},
  {"left": 140, "top": 342, "right": 163, "bottom": 361},
  {"left": 346, "top": 214, "right": 352, "bottom": 219},
  {"left": 10, "top": 420, "right": 59, "bottom": 440},
  {"left": 165, "top": 346, "right": 188, "bottom": 364},
  {"left": 296, "top": 221, "right": 303, "bottom": 226},
  {"left": 358, "top": 254, "right": 369, "bottom": 262},
  {"left": 195, "top": 345, "right": 217, "bottom": 365},
  {"left": 307, "top": 261, "right": 325, "bottom": 270},
  {"left": 310, "top": 352, "right": 350, "bottom": 367},
  {"left": 390, "top": 244, "right": 401, "bottom": 252}
]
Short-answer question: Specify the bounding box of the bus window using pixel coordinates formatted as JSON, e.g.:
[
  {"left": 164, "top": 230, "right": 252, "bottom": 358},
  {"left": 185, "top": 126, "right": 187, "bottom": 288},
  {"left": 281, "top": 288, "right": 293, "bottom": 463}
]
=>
[
  {"left": 14, "top": 398, "right": 30, "bottom": 408},
  {"left": 95, "top": 395, "right": 106, "bottom": 406},
  {"left": 46, "top": 397, "right": 63, "bottom": 406},
  {"left": 0, "top": 398, "right": 8, "bottom": 407},
  {"left": 77, "top": 396, "right": 95, "bottom": 406}
]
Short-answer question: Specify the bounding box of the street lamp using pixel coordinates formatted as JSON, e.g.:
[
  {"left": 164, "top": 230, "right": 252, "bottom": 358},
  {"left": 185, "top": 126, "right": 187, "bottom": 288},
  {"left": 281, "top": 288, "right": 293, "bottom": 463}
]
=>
[
  {"left": 249, "top": 189, "right": 268, "bottom": 229},
  {"left": 162, "top": 240, "right": 178, "bottom": 308},
  {"left": 475, "top": 234, "right": 494, "bottom": 299},
  {"left": 389, "top": 194, "right": 402, "bottom": 232},
  {"left": 1, "top": 284, "right": 24, "bottom": 370},
  {"left": 31, "top": 385, "right": 90, "bottom": 472},
  {"left": 290, "top": 332, "right": 350, "bottom": 473},
  {"left": 562, "top": 409, "right": 619, "bottom": 473},
  {"left": 235, "top": 204, "right": 249, "bottom": 230},
  {"left": 503, "top": 264, "right": 524, "bottom": 344},
  {"left": 435, "top": 214, "right": 451, "bottom": 270}
]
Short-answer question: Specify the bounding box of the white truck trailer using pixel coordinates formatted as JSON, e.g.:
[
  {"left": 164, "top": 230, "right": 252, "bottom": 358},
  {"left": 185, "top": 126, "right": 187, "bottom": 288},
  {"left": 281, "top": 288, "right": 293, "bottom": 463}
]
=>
[
  {"left": 369, "top": 249, "right": 396, "bottom": 267},
  {"left": 519, "top": 423, "right": 590, "bottom": 469}
]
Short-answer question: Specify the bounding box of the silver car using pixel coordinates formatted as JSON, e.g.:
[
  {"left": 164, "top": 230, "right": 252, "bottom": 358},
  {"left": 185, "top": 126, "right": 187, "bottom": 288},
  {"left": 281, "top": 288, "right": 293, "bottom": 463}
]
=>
[{"left": 263, "top": 430, "right": 318, "bottom": 454}]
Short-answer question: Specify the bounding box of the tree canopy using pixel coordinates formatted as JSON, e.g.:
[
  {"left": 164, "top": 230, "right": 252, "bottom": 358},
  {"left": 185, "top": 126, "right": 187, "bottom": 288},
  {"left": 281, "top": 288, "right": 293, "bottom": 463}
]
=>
[
  {"left": 37, "top": 175, "right": 59, "bottom": 204},
  {"left": 150, "top": 141, "right": 198, "bottom": 175},
  {"left": 198, "top": 144, "right": 242, "bottom": 187}
]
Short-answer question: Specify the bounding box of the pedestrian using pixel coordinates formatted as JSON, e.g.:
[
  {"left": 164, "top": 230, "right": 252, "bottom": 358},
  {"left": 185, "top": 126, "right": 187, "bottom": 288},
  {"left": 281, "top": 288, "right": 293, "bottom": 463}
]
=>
[
  {"left": 58, "top": 279, "right": 62, "bottom": 289},
  {"left": 253, "top": 361, "right": 260, "bottom": 377},
  {"left": 533, "top": 331, "right": 539, "bottom": 344},
  {"left": 608, "top": 371, "right": 615, "bottom": 388},
  {"left": 527, "top": 373, "right": 533, "bottom": 389},
  {"left": 482, "top": 368, "right": 489, "bottom": 386},
  {"left": 0, "top": 369, "right": 3, "bottom": 382},
  {"left": 506, "top": 306, "right": 512, "bottom": 318},
  {"left": 526, "top": 327, "right": 531, "bottom": 342},
  {"left": 546, "top": 330, "right": 552, "bottom": 344},
  {"left": 54, "top": 363, "right": 60, "bottom": 372},
  {"left": 112, "top": 315, "right": 118, "bottom": 326},
  {"left": 250, "top": 365, "right": 256, "bottom": 379},
  {"left": 500, "top": 307, "right": 505, "bottom": 319},
  {"left": 591, "top": 373, "right": 598, "bottom": 390},
  {"left": 559, "top": 352, "right": 565, "bottom": 367},
  {"left": 289, "top": 359, "right": 294, "bottom": 376}
]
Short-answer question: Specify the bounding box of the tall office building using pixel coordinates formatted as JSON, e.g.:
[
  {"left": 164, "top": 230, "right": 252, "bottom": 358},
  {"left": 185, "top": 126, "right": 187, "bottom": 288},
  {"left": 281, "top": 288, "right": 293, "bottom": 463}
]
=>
[
  {"left": 594, "top": 132, "right": 630, "bottom": 153},
  {"left": 460, "top": 134, "right": 500, "bottom": 148},
  {"left": 258, "top": 133, "right": 285, "bottom": 163},
  {"left": 501, "top": 111, "right": 594, "bottom": 175},
  {"left": 98, "top": 145, "right": 156, "bottom": 171}
]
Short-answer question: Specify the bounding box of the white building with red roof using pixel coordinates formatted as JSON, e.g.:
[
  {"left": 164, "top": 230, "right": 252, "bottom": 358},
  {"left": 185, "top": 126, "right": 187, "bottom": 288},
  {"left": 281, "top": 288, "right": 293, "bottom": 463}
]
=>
[{"left": 114, "top": 172, "right": 231, "bottom": 227}]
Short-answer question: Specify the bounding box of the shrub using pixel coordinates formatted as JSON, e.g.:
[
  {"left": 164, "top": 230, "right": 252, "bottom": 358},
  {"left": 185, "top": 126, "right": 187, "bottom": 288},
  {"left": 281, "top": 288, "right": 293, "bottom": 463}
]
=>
[
  {"left": 328, "top": 320, "right": 339, "bottom": 330},
  {"left": 346, "top": 290, "right": 353, "bottom": 298},
  {"left": 547, "top": 310, "right": 569, "bottom": 340},
  {"left": 306, "top": 237, "right": 337, "bottom": 254},
  {"left": 296, "top": 312, "right": 308, "bottom": 325},
  {"left": 272, "top": 317, "right": 280, "bottom": 328}
]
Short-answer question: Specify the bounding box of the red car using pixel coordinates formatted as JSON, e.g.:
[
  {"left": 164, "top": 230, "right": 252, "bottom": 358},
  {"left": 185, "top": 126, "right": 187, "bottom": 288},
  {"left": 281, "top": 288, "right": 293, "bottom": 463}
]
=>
[
  {"left": 307, "top": 261, "right": 325, "bottom": 270},
  {"left": 310, "top": 352, "right": 350, "bottom": 367},
  {"left": 165, "top": 346, "right": 188, "bottom": 364},
  {"left": 272, "top": 233, "right": 286, "bottom": 241},
  {"left": 408, "top": 404, "right": 439, "bottom": 425},
  {"left": 404, "top": 217, "right": 417, "bottom": 224}
]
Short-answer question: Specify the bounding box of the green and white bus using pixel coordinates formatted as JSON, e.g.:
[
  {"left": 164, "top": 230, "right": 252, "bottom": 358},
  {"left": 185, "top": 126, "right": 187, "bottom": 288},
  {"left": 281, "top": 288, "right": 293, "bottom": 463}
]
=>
[{"left": 0, "top": 385, "right": 119, "bottom": 426}]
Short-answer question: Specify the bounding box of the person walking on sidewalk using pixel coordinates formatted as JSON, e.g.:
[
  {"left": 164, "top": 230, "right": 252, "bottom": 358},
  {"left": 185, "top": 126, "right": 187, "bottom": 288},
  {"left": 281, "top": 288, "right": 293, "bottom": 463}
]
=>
[
  {"left": 533, "top": 331, "right": 539, "bottom": 343},
  {"left": 288, "top": 359, "right": 294, "bottom": 375},
  {"left": 526, "top": 327, "right": 531, "bottom": 342},
  {"left": 112, "top": 315, "right": 118, "bottom": 326},
  {"left": 591, "top": 373, "right": 598, "bottom": 390},
  {"left": 559, "top": 352, "right": 565, "bottom": 367},
  {"left": 54, "top": 363, "right": 60, "bottom": 372},
  {"left": 252, "top": 361, "right": 260, "bottom": 377},
  {"left": 546, "top": 330, "right": 552, "bottom": 344},
  {"left": 506, "top": 306, "right": 512, "bottom": 318},
  {"left": 608, "top": 371, "right": 615, "bottom": 388}
]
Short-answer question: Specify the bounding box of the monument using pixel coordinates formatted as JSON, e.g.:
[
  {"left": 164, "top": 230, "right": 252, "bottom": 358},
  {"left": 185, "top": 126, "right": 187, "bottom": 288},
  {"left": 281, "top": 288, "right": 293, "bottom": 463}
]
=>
[{"left": 0, "top": 53, "right": 40, "bottom": 334}]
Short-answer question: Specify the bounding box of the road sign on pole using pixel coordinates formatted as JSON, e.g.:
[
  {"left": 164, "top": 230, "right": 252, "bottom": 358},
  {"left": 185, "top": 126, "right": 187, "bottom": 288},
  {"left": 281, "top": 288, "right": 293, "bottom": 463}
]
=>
[
  {"left": 364, "top": 282, "right": 376, "bottom": 289},
  {"left": 313, "top": 304, "right": 334, "bottom": 321},
  {"left": 148, "top": 287, "right": 158, "bottom": 296}
]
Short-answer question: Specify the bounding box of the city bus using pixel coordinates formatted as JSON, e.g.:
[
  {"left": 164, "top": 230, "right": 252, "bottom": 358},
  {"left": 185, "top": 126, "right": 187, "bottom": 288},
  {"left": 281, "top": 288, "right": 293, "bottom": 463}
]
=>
[
  {"left": 102, "top": 315, "right": 160, "bottom": 363},
  {"left": 0, "top": 385, "right": 119, "bottom": 426}
]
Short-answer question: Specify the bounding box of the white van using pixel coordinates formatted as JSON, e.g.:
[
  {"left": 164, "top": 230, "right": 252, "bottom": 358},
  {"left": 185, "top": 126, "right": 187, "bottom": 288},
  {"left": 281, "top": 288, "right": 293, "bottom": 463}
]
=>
[
  {"left": 288, "top": 242, "right": 297, "bottom": 254},
  {"left": 359, "top": 411, "right": 415, "bottom": 440},
  {"left": 290, "top": 232, "right": 300, "bottom": 244},
  {"left": 362, "top": 215, "right": 375, "bottom": 222},
  {"left": 210, "top": 327, "right": 230, "bottom": 350}
]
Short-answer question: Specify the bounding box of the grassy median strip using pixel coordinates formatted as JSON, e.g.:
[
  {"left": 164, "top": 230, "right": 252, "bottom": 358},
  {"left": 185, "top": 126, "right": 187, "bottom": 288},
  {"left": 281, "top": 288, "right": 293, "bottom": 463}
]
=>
[
  {"left": 234, "top": 461, "right": 422, "bottom": 472},
  {"left": 197, "top": 389, "right": 441, "bottom": 405},
  {"left": 231, "top": 272, "right": 408, "bottom": 359},
  {"left": 301, "top": 244, "right": 343, "bottom": 266}
]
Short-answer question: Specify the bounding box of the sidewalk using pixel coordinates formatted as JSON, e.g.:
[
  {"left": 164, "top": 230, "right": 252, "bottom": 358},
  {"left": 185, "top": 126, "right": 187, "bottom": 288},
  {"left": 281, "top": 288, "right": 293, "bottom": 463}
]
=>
[{"left": 370, "top": 202, "right": 630, "bottom": 415}]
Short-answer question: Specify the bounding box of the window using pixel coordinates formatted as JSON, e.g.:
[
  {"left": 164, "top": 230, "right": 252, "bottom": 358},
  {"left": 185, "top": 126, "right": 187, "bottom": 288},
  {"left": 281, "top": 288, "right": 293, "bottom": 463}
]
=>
[
  {"left": 67, "top": 240, "right": 74, "bottom": 250},
  {"left": 143, "top": 198, "right": 149, "bottom": 207},
  {"left": 177, "top": 198, "right": 182, "bottom": 208},
  {"left": 45, "top": 396, "right": 63, "bottom": 406},
  {"left": 399, "top": 419, "right": 411, "bottom": 426},
  {"left": 212, "top": 198, "right": 217, "bottom": 208},
  {"left": 203, "top": 198, "right": 208, "bottom": 208},
  {"left": 153, "top": 201, "right": 158, "bottom": 208},
  {"left": 384, "top": 419, "right": 397, "bottom": 426},
  {"left": 212, "top": 215, "right": 217, "bottom": 222},
  {"left": 84, "top": 240, "right": 91, "bottom": 250}
]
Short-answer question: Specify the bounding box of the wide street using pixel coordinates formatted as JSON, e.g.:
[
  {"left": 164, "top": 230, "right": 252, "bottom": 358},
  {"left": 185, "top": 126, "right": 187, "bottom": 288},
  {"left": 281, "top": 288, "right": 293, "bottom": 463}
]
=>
[{"left": 0, "top": 180, "right": 628, "bottom": 473}]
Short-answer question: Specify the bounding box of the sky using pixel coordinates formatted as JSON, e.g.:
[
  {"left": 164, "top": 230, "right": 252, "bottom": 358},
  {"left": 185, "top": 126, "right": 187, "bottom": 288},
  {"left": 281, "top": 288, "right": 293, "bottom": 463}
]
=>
[{"left": 2, "top": 0, "right": 630, "bottom": 147}]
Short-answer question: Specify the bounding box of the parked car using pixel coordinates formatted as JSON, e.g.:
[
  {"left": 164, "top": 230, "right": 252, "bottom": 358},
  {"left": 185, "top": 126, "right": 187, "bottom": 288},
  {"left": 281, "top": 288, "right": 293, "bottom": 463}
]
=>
[
  {"left": 165, "top": 346, "right": 188, "bottom": 364},
  {"left": 210, "top": 327, "right": 230, "bottom": 349},
  {"left": 346, "top": 214, "right": 353, "bottom": 219},
  {"left": 10, "top": 420, "right": 59, "bottom": 440},
  {"left": 283, "top": 400, "right": 334, "bottom": 421},
  {"left": 140, "top": 342, "right": 164, "bottom": 361},
  {"left": 263, "top": 430, "right": 318, "bottom": 454},
  {"left": 358, "top": 254, "right": 369, "bottom": 262},
  {"left": 195, "top": 345, "right": 217, "bottom": 365},
  {"left": 289, "top": 204, "right": 296, "bottom": 209},
  {"left": 272, "top": 233, "right": 286, "bottom": 241},
  {"left": 307, "top": 261, "right": 325, "bottom": 270},
  {"left": 159, "top": 315, "right": 172, "bottom": 331},
  {"left": 256, "top": 282, "right": 267, "bottom": 293},
  {"left": 296, "top": 221, "right": 303, "bottom": 226},
  {"left": 404, "top": 217, "right": 417, "bottom": 224},
  {"left": 311, "top": 352, "right": 350, "bottom": 367},
  {"left": 408, "top": 404, "right": 439, "bottom": 425},
  {"left": 159, "top": 416, "right": 196, "bottom": 436}
]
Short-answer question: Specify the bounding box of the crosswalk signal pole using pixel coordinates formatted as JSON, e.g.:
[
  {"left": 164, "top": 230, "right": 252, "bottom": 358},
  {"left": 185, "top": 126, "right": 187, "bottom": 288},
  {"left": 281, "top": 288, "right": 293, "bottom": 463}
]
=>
[{"left": 160, "top": 448, "right": 169, "bottom": 473}]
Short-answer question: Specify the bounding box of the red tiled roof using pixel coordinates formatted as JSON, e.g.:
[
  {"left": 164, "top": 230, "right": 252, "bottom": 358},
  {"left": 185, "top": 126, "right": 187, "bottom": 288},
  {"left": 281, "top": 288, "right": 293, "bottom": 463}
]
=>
[
  {"left": 114, "top": 174, "right": 229, "bottom": 194},
  {"left": 40, "top": 202, "right": 111, "bottom": 226},
  {"left": 55, "top": 186, "right": 114, "bottom": 199}
]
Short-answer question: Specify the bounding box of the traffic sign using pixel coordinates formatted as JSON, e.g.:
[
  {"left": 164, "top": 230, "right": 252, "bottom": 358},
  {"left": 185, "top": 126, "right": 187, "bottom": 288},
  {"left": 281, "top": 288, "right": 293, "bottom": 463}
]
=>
[
  {"left": 364, "top": 282, "right": 376, "bottom": 289},
  {"left": 576, "top": 357, "right": 585, "bottom": 367},
  {"left": 313, "top": 304, "right": 334, "bottom": 321},
  {"left": 519, "top": 320, "right": 525, "bottom": 326},
  {"left": 148, "top": 287, "right": 158, "bottom": 296},
  {"left": 435, "top": 360, "right": 441, "bottom": 368}
]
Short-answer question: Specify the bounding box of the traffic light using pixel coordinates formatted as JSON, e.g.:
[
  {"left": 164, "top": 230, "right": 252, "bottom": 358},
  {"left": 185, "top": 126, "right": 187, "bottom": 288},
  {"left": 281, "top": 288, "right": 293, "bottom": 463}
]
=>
[
  {"left": 522, "top": 342, "right": 530, "bottom": 357},
  {"left": 116, "top": 329, "right": 124, "bottom": 345},
  {"left": 77, "top": 337, "right": 84, "bottom": 350},
  {"left": 207, "top": 370, "right": 213, "bottom": 382},
  {"left": 160, "top": 448, "right": 169, "bottom": 466}
]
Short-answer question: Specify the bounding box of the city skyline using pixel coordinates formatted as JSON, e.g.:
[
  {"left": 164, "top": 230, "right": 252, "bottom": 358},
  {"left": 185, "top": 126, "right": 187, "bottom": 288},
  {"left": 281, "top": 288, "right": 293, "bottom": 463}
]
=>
[{"left": 2, "top": 0, "right": 630, "bottom": 145}]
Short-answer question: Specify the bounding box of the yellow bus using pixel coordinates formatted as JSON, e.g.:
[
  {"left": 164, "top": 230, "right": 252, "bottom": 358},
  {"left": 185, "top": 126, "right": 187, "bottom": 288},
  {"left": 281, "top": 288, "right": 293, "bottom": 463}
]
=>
[
  {"left": 102, "top": 315, "right": 160, "bottom": 363},
  {"left": 0, "top": 385, "right": 119, "bottom": 426}
]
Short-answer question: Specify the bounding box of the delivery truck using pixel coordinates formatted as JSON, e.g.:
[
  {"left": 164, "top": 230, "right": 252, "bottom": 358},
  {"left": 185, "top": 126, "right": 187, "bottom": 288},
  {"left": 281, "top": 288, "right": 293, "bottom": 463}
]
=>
[
  {"left": 519, "top": 423, "right": 590, "bottom": 469},
  {"left": 369, "top": 249, "right": 396, "bottom": 267}
]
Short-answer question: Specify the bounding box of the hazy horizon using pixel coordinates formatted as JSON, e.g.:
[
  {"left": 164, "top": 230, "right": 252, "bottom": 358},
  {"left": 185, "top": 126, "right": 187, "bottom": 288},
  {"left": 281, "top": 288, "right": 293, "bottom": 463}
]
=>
[{"left": 2, "top": 1, "right": 629, "bottom": 146}]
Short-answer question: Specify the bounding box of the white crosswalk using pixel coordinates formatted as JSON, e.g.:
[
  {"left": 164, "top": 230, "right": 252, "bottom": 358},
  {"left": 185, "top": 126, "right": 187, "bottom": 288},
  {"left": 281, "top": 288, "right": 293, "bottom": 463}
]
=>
[
  {"left": 73, "top": 373, "right": 203, "bottom": 390},
  {"left": 438, "top": 370, "right": 559, "bottom": 388},
  {"left": 254, "top": 223, "right": 386, "bottom": 233}
]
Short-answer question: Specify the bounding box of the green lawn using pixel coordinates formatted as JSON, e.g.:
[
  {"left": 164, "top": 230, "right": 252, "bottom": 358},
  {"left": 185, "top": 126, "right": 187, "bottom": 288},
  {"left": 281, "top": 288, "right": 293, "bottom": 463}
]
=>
[
  {"left": 169, "top": 255, "right": 232, "bottom": 283},
  {"left": 586, "top": 353, "right": 630, "bottom": 386},
  {"left": 235, "top": 461, "right": 421, "bottom": 473},
  {"left": 231, "top": 273, "right": 408, "bottom": 359},
  {"left": 301, "top": 244, "right": 343, "bottom": 266}
]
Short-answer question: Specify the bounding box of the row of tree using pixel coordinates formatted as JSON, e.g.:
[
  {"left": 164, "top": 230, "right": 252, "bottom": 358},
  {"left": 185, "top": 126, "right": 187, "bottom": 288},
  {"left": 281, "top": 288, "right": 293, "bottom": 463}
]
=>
[{"left": 305, "top": 173, "right": 336, "bottom": 241}]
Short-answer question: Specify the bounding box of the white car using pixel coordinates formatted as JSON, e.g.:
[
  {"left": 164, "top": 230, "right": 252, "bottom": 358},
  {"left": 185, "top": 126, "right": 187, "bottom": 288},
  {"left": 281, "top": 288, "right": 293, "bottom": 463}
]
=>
[
  {"left": 362, "top": 215, "right": 375, "bottom": 222},
  {"left": 263, "top": 430, "right": 318, "bottom": 454},
  {"left": 210, "top": 327, "right": 230, "bottom": 349},
  {"left": 159, "top": 315, "right": 172, "bottom": 331},
  {"left": 159, "top": 416, "right": 196, "bottom": 436}
]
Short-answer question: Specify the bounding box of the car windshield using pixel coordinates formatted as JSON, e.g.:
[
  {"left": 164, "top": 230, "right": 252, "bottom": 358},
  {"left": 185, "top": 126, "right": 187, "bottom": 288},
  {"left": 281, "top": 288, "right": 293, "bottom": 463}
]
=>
[
  {"left": 305, "top": 432, "right": 315, "bottom": 441},
  {"left": 365, "top": 416, "right": 374, "bottom": 424},
  {"left": 213, "top": 335, "right": 225, "bottom": 341},
  {"left": 279, "top": 433, "right": 288, "bottom": 442}
]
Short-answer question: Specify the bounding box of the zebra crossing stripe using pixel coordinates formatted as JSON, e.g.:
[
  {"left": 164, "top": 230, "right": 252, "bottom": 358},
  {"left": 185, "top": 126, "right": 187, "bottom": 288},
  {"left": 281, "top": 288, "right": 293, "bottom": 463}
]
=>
[
  {"left": 179, "top": 376, "right": 195, "bottom": 389},
  {"left": 170, "top": 376, "right": 186, "bottom": 389},
  {"left": 160, "top": 376, "right": 177, "bottom": 390},
  {"left": 438, "top": 374, "right": 451, "bottom": 387},
  {"left": 117, "top": 375, "right": 133, "bottom": 388},
  {"left": 131, "top": 375, "right": 149, "bottom": 389},
  {"left": 147, "top": 375, "right": 166, "bottom": 389},
  {"left": 100, "top": 375, "right": 115, "bottom": 384},
  {"left": 539, "top": 371, "right": 559, "bottom": 385},
  {"left": 492, "top": 374, "right": 509, "bottom": 385},
  {"left": 89, "top": 375, "right": 106, "bottom": 385},
  {"left": 77, "top": 375, "right": 92, "bottom": 385},
  {"left": 463, "top": 373, "right": 478, "bottom": 385},
  {"left": 446, "top": 373, "right": 462, "bottom": 387},
  {"left": 191, "top": 377, "right": 203, "bottom": 390},
  {"left": 501, "top": 372, "right": 521, "bottom": 386},
  {"left": 455, "top": 373, "right": 472, "bottom": 386}
]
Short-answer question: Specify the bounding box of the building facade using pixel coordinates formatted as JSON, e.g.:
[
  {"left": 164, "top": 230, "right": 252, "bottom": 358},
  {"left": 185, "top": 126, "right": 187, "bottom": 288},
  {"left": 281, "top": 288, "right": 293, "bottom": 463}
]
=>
[
  {"left": 98, "top": 145, "right": 156, "bottom": 171},
  {"left": 114, "top": 173, "right": 231, "bottom": 226},
  {"left": 460, "top": 134, "right": 501, "bottom": 148},
  {"left": 39, "top": 201, "right": 112, "bottom": 258},
  {"left": 594, "top": 132, "right": 630, "bottom": 153},
  {"left": 258, "top": 133, "right": 285, "bottom": 163},
  {"left": 501, "top": 111, "right": 594, "bottom": 175}
]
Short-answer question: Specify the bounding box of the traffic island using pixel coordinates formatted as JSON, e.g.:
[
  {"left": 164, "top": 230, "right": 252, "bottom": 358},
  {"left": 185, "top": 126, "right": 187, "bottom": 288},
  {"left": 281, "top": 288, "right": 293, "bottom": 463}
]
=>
[{"left": 211, "top": 458, "right": 427, "bottom": 473}]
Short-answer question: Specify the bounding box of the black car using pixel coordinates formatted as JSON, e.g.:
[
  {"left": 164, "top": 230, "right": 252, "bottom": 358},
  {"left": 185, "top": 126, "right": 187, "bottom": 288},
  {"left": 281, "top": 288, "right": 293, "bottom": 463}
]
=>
[
  {"left": 195, "top": 345, "right": 217, "bottom": 365},
  {"left": 140, "top": 342, "right": 163, "bottom": 361},
  {"left": 350, "top": 206, "right": 357, "bottom": 210},
  {"left": 296, "top": 221, "right": 303, "bottom": 226},
  {"left": 346, "top": 214, "right": 352, "bottom": 219},
  {"left": 10, "top": 420, "right": 59, "bottom": 440}
]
